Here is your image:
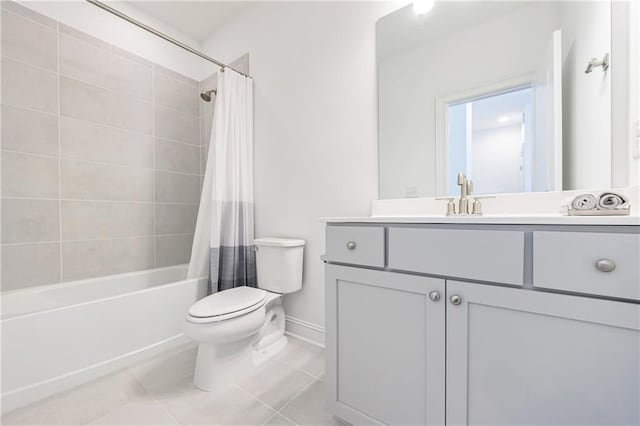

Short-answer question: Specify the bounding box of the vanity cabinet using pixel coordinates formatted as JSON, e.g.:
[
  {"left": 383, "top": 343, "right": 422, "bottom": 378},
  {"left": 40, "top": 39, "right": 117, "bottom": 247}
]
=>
[
  {"left": 325, "top": 265, "right": 445, "bottom": 425},
  {"left": 324, "top": 224, "right": 640, "bottom": 426},
  {"left": 446, "top": 280, "right": 640, "bottom": 426}
]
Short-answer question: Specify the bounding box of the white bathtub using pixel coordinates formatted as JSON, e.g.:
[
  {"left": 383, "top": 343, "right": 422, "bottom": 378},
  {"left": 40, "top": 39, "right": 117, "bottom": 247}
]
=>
[{"left": 1, "top": 265, "right": 207, "bottom": 413}]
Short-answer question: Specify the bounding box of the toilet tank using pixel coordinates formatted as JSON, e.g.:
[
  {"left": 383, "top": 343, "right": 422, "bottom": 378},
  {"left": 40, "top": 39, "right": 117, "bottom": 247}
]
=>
[{"left": 254, "top": 238, "right": 305, "bottom": 294}]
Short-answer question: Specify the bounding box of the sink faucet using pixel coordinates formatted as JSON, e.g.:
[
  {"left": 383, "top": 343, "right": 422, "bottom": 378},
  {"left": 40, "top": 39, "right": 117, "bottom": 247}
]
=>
[
  {"left": 457, "top": 172, "right": 473, "bottom": 215},
  {"left": 437, "top": 172, "right": 491, "bottom": 216}
]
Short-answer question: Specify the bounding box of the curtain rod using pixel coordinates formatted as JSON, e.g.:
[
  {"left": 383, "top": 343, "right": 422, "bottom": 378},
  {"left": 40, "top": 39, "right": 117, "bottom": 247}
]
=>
[{"left": 85, "top": 0, "right": 251, "bottom": 79}]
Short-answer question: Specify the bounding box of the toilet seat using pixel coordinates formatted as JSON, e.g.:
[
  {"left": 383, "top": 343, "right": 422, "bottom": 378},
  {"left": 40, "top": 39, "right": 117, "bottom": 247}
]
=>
[{"left": 187, "top": 286, "right": 267, "bottom": 324}]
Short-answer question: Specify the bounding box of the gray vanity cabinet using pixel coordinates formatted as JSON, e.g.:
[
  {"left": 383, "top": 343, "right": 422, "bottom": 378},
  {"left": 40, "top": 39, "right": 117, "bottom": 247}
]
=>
[
  {"left": 446, "top": 280, "right": 640, "bottom": 426},
  {"left": 325, "top": 224, "right": 640, "bottom": 426},
  {"left": 325, "top": 265, "right": 446, "bottom": 426}
]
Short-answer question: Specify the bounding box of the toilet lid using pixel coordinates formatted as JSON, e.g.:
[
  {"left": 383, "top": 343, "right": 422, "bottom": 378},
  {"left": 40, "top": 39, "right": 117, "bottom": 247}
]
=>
[{"left": 188, "top": 286, "right": 267, "bottom": 318}]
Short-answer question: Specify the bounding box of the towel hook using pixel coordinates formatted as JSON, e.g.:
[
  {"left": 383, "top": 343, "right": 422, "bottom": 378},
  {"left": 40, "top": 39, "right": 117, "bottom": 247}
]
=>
[{"left": 584, "top": 52, "right": 609, "bottom": 74}]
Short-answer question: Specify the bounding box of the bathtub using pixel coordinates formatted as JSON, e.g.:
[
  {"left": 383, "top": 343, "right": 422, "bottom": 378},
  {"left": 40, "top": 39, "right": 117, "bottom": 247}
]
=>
[{"left": 1, "top": 265, "right": 207, "bottom": 413}]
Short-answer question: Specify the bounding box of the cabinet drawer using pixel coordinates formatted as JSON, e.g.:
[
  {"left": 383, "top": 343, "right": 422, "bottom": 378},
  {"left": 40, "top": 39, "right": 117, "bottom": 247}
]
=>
[
  {"left": 325, "top": 226, "right": 385, "bottom": 267},
  {"left": 388, "top": 227, "right": 524, "bottom": 285},
  {"left": 533, "top": 231, "right": 640, "bottom": 300}
]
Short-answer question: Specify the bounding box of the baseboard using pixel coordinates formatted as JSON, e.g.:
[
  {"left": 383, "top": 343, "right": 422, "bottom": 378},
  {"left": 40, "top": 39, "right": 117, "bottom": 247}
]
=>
[
  {"left": 1, "top": 334, "right": 190, "bottom": 415},
  {"left": 284, "top": 315, "right": 325, "bottom": 348}
]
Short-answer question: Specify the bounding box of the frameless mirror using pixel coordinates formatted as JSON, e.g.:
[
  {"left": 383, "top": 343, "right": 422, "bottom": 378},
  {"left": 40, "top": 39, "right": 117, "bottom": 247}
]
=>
[{"left": 377, "top": 1, "right": 637, "bottom": 199}]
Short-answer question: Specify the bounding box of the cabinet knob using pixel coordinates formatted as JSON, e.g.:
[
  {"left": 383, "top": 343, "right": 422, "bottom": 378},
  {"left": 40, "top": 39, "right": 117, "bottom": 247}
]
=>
[
  {"left": 450, "top": 295, "right": 462, "bottom": 305},
  {"left": 595, "top": 259, "right": 616, "bottom": 272},
  {"left": 346, "top": 241, "right": 356, "bottom": 250},
  {"left": 429, "top": 291, "right": 440, "bottom": 302}
]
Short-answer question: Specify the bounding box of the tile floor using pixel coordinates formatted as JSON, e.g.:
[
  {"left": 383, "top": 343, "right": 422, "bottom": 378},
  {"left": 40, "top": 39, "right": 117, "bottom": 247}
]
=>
[{"left": 2, "top": 336, "right": 343, "bottom": 426}]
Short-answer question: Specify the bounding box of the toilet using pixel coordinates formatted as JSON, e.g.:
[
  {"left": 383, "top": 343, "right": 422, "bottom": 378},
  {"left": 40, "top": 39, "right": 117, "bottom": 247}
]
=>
[{"left": 184, "top": 237, "right": 305, "bottom": 391}]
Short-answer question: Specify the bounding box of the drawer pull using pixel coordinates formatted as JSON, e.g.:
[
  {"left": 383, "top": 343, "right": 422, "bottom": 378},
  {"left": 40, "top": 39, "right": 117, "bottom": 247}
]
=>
[
  {"left": 595, "top": 259, "right": 616, "bottom": 272},
  {"left": 450, "top": 295, "right": 462, "bottom": 305},
  {"left": 429, "top": 291, "right": 441, "bottom": 302},
  {"left": 346, "top": 241, "right": 356, "bottom": 250}
]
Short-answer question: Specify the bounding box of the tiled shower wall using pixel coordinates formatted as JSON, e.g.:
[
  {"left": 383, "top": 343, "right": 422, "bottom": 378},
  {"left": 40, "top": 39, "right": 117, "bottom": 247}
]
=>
[{"left": 1, "top": 2, "right": 204, "bottom": 291}]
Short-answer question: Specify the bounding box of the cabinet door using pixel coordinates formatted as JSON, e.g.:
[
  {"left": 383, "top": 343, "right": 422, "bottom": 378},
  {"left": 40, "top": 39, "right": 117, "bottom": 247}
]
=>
[
  {"left": 326, "top": 265, "right": 445, "bottom": 425},
  {"left": 446, "top": 280, "right": 640, "bottom": 426}
]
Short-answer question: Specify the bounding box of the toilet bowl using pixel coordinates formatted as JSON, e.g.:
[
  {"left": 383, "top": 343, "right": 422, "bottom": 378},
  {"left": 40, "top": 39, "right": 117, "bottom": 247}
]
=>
[{"left": 184, "top": 237, "right": 304, "bottom": 392}]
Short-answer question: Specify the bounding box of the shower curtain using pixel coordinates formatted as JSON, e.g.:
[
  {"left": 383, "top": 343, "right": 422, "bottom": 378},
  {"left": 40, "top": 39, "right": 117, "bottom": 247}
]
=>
[{"left": 187, "top": 68, "right": 256, "bottom": 293}]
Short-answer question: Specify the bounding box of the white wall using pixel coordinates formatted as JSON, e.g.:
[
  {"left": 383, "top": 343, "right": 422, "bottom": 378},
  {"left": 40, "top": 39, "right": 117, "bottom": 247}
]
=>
[
  {"left": 17, "top": 1, "right": 208, "bottom": 80},
  {"left": 201, "top": 2, "right": 400, "bottom": 339},
  {"left": 472, "top": 125, "right": 523, "bottom": 194},
  {"left": 378, "top": 2, "right": 560, "bottom": 199},
  {"left": 560, "top": 1, "right": 611, "bottom": 190}
]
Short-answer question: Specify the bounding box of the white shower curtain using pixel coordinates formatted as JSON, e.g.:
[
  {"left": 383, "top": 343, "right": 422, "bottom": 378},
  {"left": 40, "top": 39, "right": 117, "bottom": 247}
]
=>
[{"left": 187, "top": 68, "right": 255, "bottom": 293}]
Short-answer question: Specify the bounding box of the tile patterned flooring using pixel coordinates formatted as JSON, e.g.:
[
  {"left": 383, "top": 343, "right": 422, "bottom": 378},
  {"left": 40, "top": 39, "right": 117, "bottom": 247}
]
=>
[{"left": 2, "top": 337, "right": 343, "bottom": 426}]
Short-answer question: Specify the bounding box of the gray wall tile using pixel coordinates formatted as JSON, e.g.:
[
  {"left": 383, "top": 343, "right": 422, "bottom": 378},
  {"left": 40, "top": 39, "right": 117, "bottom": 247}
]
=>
[
  {"left": 60, "top": 32, "right": 112, "bottom": 89},
  {"left": 1, "top": 105, "right": 58, "bottom": 155},
  {"left": 156, "top": 234, "right": 193, "bottom": 267},
  {"left": 2, "top": 199, "right": 59, "bottom": 243},
  {"left": 1, "top": 57, "right": 58, "bottom": 113},
  {"left": 61, "top": 201, "right": 154, "bottom": 240},
  {"left": 60, "top": 31, "right": 152, "bottom": 101},
  {"left": 155, "top": 203, "right": 197, "bottom": 235},
  {"left": 200, "top": 112, "right": 213, "bottom": 147},
  {"left": 1, "top": 1, "right": 57, "bottom": 29},
  {"left": 1, "top": 9, "right": 57, "bottom": 71},
  {"left": 59, "top": 23, "right": 110, "bottom": 50},
  {"left": 155, "top": 138, "right": 200, "bottom": 174},
  {"left": 61, "top": 160, "right": 153, "bottom": 201},
  {"left": 153, "top": 63, "right": 189, "bottom": 83},
  {"left": 1, "top": 151, "right": 59, "bottom": 198},
  {"left": 60, "top": 117, "right": 153, "bottom": 168},
  {"left": 154, "top": 72, "right": 199, "bottom": 115},
  {"left": 155, "top": 171, "right": 200, "bottom": 204},
  {"left": 60, "top": 76, "right": 111, "bottom": 125},
  {"left": 110, "top": 54, "right": 153, "bottom": 101},
  {"left": 111, "top": 45, "right": 151, "bottom": 67},
  {"left": 1, "top": 243, "right": 60, "bottom": 291},
  {"left": 62, "top": 237, "right": 155, "bottom": 281},
  {"left": 110, "top": 92, "right": 153, "bottom": 134},
  {"left": 154, "top": 105, "right": 199, "bottom": 145},
  {"left": 1, "top": 13, "right": 207, "bottom": 289}
]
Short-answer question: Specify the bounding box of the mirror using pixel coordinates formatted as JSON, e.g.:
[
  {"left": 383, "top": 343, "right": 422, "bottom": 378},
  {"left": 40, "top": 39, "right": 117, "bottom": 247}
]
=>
[{"left": 377, "top": 1, "right": 636, "bottom": 199}]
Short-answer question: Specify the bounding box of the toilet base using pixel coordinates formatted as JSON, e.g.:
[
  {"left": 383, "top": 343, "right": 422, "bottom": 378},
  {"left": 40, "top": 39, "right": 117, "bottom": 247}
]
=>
[
  {"left": 191, "top": 295, "right": 289, "bottom": 392},
  {"left": 193, "top": 334, "right": 289, "bottom": 392},
  {"left": 193, "top": 336, "right": 254, "bottom": 392}
]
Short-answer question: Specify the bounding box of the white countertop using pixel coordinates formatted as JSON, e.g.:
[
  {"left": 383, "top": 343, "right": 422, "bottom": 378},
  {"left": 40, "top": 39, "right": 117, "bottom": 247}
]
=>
[{"left": 320, "top": 214, "right": 640, "bottom": 226}]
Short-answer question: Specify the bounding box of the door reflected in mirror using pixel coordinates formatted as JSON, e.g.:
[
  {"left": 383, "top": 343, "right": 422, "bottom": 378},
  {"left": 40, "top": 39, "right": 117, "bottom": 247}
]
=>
[
  {"left": 377, "top": 1, "right": 636, "bottom": 200},
  {"left": 446, "top": 86, "right": 533, "bottom": 195}
]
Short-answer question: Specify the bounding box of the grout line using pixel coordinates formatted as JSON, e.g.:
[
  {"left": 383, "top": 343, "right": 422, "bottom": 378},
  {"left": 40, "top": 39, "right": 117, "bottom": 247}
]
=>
[
  {"left": 0, "top": 54, "right": 57, "bottom": 76},
  {"left": 0, "top": 102, "right": 59, "bottom": 118},
  {"left": 1, "top": 5, "right": 57, "bottom": 31},
  {"left": 234, "top": 385, "right": 279, "bottom": 418},
  {"left": 261, "top": 412, "right": 280, "bottom": 426},
  {"left": 56, "top": 20, "right": 64, "bottom": 283},
  {"left": 273, "top": 378, "right": 319, "bottom": 423},
  {"left": 2, "top": 148, "right": 202, "bottom": 177},
  {"left": 272, "top": 357, "right": 323, "bottom": 381},
  {"left": 152, "top": 65, "right": 158, "bottom": 269},
  {"left": 1, "top": 233, "right": 192, "bottom": 247},
  {"left": 1, "top": 101, "right": 199, "bottom": 148},
  {"left": 154, "top": 400, "right": 180, "bottom": 425},
  {"left": 1, "top": 197, "right": 199, "bottom": 206}
]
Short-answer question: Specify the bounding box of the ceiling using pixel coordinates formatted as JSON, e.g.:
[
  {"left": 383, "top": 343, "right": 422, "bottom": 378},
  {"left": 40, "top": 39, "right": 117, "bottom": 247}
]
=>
[
  {"left": 119, "top": 1, "right": 253, "bottom": 43},
  {"left": 471, "top": 87, "right": 532, "bottom": 132},
  {"left": 377, "top": 1, "right": 529, "bottom": 61}
]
